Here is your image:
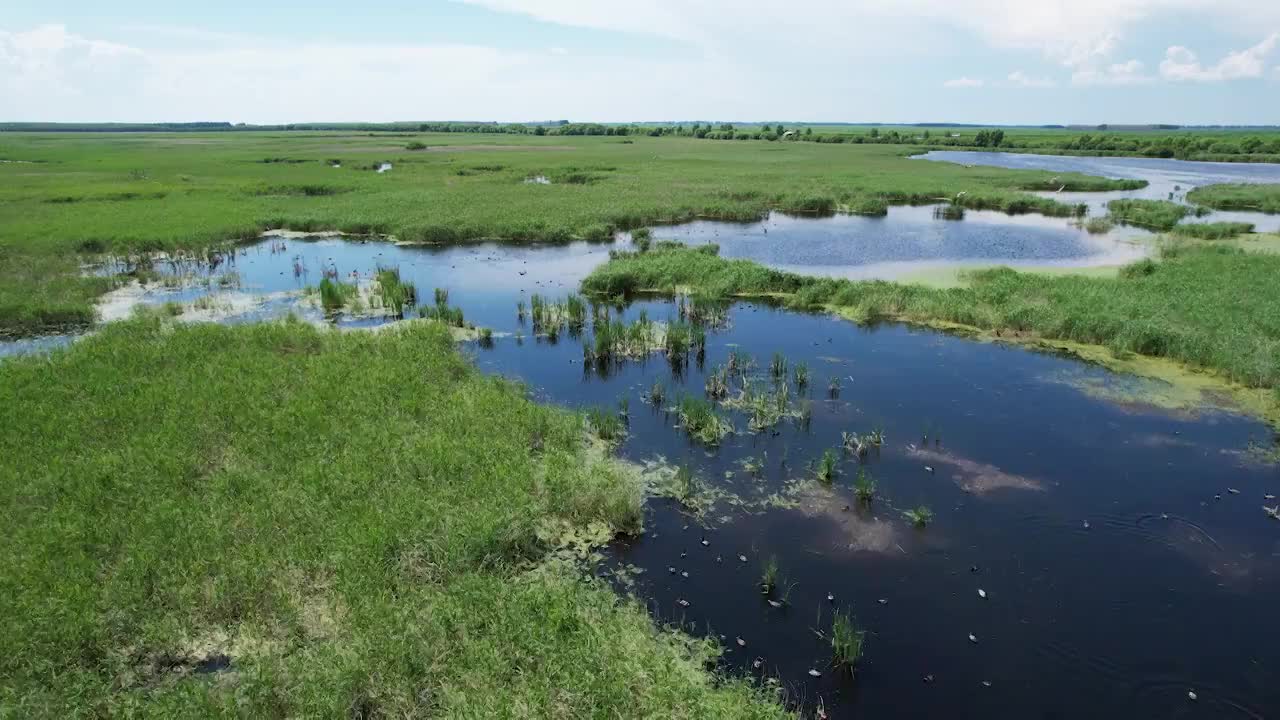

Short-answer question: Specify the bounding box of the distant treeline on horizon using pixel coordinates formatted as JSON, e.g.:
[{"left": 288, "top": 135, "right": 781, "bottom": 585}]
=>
[{"left": 4, "top": 121, "right": 1280, "bottom": 133}]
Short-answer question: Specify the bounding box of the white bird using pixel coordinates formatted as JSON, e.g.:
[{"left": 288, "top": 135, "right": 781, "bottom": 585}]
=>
[
  {"left": 808, "top": 669, "right": 822, "bottom": 677},
  {"left": 978, "top": 589, "right": 987, "bottom": 599}
]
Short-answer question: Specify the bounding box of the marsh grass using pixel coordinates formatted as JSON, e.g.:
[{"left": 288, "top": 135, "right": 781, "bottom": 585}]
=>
[
  {"left": 318, "top": 277, "right": 356, "bottom": 311},
  {"left": 587, "top": 406, "right": 626, "bottom": 442},
  {"left": 760, "top": 555, "right": 780, "bottom": 595},
  {"left": 815, "top": 449, "right": 839, "bottom": 485},
  {"left": 585, "top": 244, "right": 1280, "bottom": 400},
  {"left": 1106, "top": 199, "right": 1193, "bottom": 231},
  {"left": 1081, "top": 217, "right": 1114, "bottom": 234},
  {"left": 676, "top": 394, "right": 733, "bottom": 445},
  {"left": 0, "top": 132, "right": 1172, "bottom": 336},
  {"left": 830, "top": 611, "right": 866, "bottom": 669},
  {"left": 793, "top": 362, "right": 809, "bottom": 390},
  {"left": 375, "top": 266, "right": 416, "bottom": 314},
  {"left": 904, "top": 506, "right": 935, "bottom": 527},
  {"left": 0, "top": 319, "right": 791, "bottom": 717},
  {"left": 1187, "top": 183, "right": 1280, "bottom": 214},
  {"left": 1170, "top": 222, "right": 1255, "bottom": 240},
  {"left": 853, "top": 468, "right": 876, "bottom": 503}
]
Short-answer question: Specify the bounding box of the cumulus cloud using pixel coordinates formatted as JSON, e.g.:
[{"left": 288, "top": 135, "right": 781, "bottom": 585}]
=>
[
  {"left": 1160, "top": 33, "right": 1280, "bottom": 81},
  {"left": 944, "top": 76, "right": 984, "bottom": 88}
]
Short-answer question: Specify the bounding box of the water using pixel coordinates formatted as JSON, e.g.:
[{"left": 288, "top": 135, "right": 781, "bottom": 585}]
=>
[
  {"left": 920, "top": 151, "right": 1280, "bottom": 232},
  {"left": 466, "top": 300, "right": 1280, "bottom": 719},
  {"left": 656, "top": 208, "right": 1148, "bottom": 281},
  {"left": 4, "top": 226, "right": 1279, "bottom": 717}
]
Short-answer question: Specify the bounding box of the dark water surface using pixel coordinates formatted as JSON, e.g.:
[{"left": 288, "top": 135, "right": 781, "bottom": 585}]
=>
[{"left": 466, "top": 300, "right": 1279, "bottom": 720}]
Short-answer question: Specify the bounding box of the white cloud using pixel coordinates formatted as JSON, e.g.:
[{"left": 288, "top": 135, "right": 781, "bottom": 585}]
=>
[
  {"left": 1006, "top": 70, "right": 1055, "bottom": 87},
  {"left": 1072, "top": 59, "right": 1152, "bottom": 85},
  {"left": 1160, "top": 33, "right": 1280, "bottom": 81},
  {"left": 944, "top": 76, "right": 984, "bottom": 88},
  {"left": 549, "top": 47, "right": 569, "bottom": 55}
]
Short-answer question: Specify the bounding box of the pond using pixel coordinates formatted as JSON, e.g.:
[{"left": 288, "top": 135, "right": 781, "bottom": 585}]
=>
[
  {"left": 919, "top": 151, "right": 1280, "bottom": 232},
  {"left": 7, "top": 227, "right": 1277, "bottom": 718}
]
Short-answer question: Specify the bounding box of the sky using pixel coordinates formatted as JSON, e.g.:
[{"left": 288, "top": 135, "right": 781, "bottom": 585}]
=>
[{"left": 2, "top": 0, "right": 1279, "bottom": 125}]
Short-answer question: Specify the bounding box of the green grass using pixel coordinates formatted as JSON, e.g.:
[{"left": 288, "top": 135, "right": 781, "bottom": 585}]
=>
[
  {"left": 1106, "top": 199, "right": 1191, "bottom": 231},
  {"left": 317, "top": 276, "right": 356, "bottom": 311},
  {"left": 1169, "top": 222, "right": 1256, "bottom": 240},
  {"left": 1, "top": 131, "right": 1146, "bottom": 336},
  {"left": 0, "top": 317, "right": 790, "bottom": 718},
  {"left": 676, "top": 395, "right": 734, "bottom": 445},
  {"left": 584, "top": 243, "right": 1280, "bottom": 396},
  {"left": 815, "top": 449, "right": 839, "bottom": 485},
  {"left": 904, "top": 506, "right": 935, "bottom": 527},
  {"left": 1187, "top": 184, "right": 1280, "bottom": 214},
  {"left": 853, "top": 468, "right": 877, "bottom": 503},
  {"left": 374, "top": 267, "right": 416, "bottom": 314},
  {"left": 830, "top": 610, "right": 866, "bottom": 668}
]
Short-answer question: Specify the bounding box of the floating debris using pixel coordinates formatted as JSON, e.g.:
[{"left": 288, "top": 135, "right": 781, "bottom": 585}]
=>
[
  {"left": 736, "top": 637, "right": 746, "bottom": 647},
  {"left": 1227, "top": 488, "right": 1240, "bottom": 494},
  {"left": 1264, "top": 506, "right": 1280, "bottom": 520},
  {"left": 925, "top": 466, "right": 935, "bottom": 474},
  {"left": 680, "top": 551, "right": 687, "bottom": 558},
  {"left": 970, "top": 565, "right": 980, "bottom": 573},
  {"left": 680, "top": 571, "right": 689, "bottom": 578},
  {"left": 1082, "top": 520, "right": 1091, "bottom": 530},
  {"left": 923, "top": 674, "right": 935, "bottom": 684},
  {"left": 738, "top": 554, "right": 748, "bottom": 563},
  {"left": 808, "top": 669, "right": 822, "bottom": 677},
  {"left": 878, "top": 598, "right": 888, "bottom": 605},
  {"left": 827, "top": 592, "right": 835, "bottom": 602},
  {"left": 1188, "top": 690, "right": 1198, "bottom": 701},
  {"left": 968, "top": 634, "right": 978, "bottom": 644},
  {"left": 982, "top": 680, "right": 992, "bottom": 688},
  {"left": 768, "top": 599, "right": 784, "bottom": 609},
  {"left": 1265, "top": 494, "right": 1276, "bottom": 501},
  {"left": 677, "top": 599, "right": 690, "bottom": 607},
  {"left": 715, "top": 555, "right": 722, "bottom": 563},
  {"left": 978, "top": 589, "right": 987, "bottom": 599},
  {"left": 668, "top": 566, "right": 676, "bottom": 574},
  {"left": 752, "top": 658, "right": 764, "bottom": 670},
  {"left": 701, "top": 539, "right": 710, "bottom": 547}
]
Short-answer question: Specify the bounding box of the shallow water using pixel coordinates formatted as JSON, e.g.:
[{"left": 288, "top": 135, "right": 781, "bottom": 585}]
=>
[
  {"left": 920, "top": 151, "right": 1280, "bottom": 232},
  {"left": 656, "top": 207, "right": 1148, "bottom": 280},
  {"left": 4, "top": 226, "right": 1279, "bottom": 717}
]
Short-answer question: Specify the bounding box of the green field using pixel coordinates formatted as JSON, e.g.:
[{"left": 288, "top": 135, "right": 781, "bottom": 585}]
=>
[{"left": 0, "top": 131, "right": 1145, "bottom": 336}]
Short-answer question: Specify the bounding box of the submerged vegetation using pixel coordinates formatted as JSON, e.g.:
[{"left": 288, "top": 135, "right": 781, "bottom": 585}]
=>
[{"left": 0, "top": 318, "right": 793, "bottom": 717}]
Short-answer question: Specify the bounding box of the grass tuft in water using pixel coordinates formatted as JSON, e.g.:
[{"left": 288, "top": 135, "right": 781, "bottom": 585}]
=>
[
  {"left": 318, "top": 277, "right": 356, "bottom": 312},
  {"left": 904, "top": 506, "right": 935, "bottom": 527},
  {"left": 760, "top": 555, "right": 780, "bottom": 595},
  {"left": 830, "top": 610, "right": 866, "bottom": 669},
  {"left": 676, "top": 395, "right": 733, "bottom": 445},
  {"left": 587, "top": 406, "right": 626, "bottom": 442},
  {"left": 815, "top": 449, "right": 839, "bottom": 485},
  {"left": 853, "top": 468, "right": 876, "bottom": 503}
]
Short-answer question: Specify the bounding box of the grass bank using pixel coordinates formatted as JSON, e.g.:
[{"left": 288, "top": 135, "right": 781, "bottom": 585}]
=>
[
  {"left": 1186, "top": 183, "right": 1280, "bottom": 214},
  {"left": 583, "top": 244, "right": 1280, "bottom": 423},
  {"left": 1, "top": 132, "right": 1141, "bottom": 336},
  {"left": 0, "top": 317, "right": 790, "bottom": 718}
]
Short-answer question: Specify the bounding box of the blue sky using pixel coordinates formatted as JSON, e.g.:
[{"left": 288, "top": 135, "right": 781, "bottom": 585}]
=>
[{"left": 2, "top": 0, "right": 1279, "bottom": 124}]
